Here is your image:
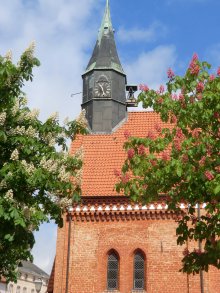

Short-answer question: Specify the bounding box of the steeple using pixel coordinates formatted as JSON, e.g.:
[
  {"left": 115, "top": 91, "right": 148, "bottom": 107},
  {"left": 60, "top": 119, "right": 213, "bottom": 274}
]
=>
[
  {"left": 85, "top": 0, "right": 125, "bottom": 75},
  {"left": 82, "top": 0, "right": 127, "bottom": 133}
]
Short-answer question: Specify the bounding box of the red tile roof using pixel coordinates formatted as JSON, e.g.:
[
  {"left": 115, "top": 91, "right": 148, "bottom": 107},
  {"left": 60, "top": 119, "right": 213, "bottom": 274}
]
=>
[{"left": 70, "top": 112, "right": 171, "bottom": 197}]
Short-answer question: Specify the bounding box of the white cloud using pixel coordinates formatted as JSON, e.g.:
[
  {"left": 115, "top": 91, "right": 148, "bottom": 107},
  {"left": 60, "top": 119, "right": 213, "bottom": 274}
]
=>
[
  {"left": 0, "top": 0, "right": 102, "bottom": 122},
  {"left": 117, "top": 21, "right": 167, "bottom": 43},
  {"left": 125, "top": 45, "right": 177, "bottom": 89},
  {"left": 124, "top": 45, "right": 177, "bottom": 111}
]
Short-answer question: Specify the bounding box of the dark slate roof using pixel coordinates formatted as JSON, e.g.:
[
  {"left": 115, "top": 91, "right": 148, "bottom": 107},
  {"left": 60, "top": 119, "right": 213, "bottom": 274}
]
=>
[
  {"left": 18, "top": 261, "right": 49, "bottom": 279},
  {"left": 84, "top": 0, "right": 125, "bottom": 75}
]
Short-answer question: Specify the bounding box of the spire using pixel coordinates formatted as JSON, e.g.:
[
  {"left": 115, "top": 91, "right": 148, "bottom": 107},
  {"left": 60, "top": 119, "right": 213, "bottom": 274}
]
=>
[
  {"left": 98, "top": 0, "right": 113, "bottom": 42},
  {"left": 84, "top": 0, "right": 125, "bottom": 75}
]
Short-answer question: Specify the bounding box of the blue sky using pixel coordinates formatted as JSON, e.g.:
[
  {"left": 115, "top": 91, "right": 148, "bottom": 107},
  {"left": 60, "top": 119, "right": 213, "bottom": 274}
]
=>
[{"left": 0, "top": 0, "right": 219, "bottom": 274}]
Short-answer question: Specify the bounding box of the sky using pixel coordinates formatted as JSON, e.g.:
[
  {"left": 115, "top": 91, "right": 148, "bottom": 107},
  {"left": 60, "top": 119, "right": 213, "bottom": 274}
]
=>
[{"left": 0, "top": 0, "right": 220, "bottom": 274}]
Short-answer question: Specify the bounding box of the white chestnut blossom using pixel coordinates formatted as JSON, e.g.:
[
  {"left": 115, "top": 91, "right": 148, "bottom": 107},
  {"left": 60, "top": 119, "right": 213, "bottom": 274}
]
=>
[
  {"left": 40, "top": 157, "right": 58, "bottom": 173},
  {"left": 48, "top": 112, "right": 58, "bottom": 122},
  {"left": 10, "top": 149, "right": 19, "bottom": 160},
  {"left": 0, "top": 112, "right": 6, "bottom": 126},
  {"left": 58, "top": 166, "right": 71, "bottom": 182},
  {"left": 21, "top": 160, "right": 36, "bottom": 175},
  {"left": 5, "top": 189, "right": 13, "bottom": 201},
  {"left": 26, "top": 126, "right": 37, "bottom": 138},
  {"left": 5, "top": 50, "right": 12, "bottom": 61},
  {"left": 11, "top": 100, "right": 19, "bottom": 115},
  {"left": 76, "top": 109, "right": 87, "bottom": 128}
]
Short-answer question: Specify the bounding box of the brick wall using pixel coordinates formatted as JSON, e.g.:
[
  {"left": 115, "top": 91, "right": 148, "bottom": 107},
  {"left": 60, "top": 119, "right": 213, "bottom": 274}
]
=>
[{"left": 53, "top": 216, "right": 220, "bottom": 293}]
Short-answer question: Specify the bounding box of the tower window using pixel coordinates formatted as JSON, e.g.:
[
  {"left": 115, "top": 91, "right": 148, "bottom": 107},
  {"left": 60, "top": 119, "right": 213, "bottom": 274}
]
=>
[
  {"left": 107, "top": 252, "right": 119, "bottom": 290},
  {"left": 133, "top": 251, "right": 145, "bottom": 290}
]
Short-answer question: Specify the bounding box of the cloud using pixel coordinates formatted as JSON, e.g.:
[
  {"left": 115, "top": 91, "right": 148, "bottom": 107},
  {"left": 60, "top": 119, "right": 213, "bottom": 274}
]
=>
[
  {"left": 117, "top": 21, "right": 167, "bottom": 43},
  {"left": 124, "top": 45, "right": 177, "bottom": 111},
  {"left": 125, "top": 45, "right": 177, "bottom": 89},
  {"left": 0, "top": 0, "right": 102, "bottom": 122}
]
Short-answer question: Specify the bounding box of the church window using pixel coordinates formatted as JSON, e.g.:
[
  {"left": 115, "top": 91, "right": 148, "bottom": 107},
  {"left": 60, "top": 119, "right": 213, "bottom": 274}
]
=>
[
  {"left": 133, "top": 251, "right": 145, "bottom": 290},
  {"left": 107, "top": 251, "right": 119, "bottom": 290}
]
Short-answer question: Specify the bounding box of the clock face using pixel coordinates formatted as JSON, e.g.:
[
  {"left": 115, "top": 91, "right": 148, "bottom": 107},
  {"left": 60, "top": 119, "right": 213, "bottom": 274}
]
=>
[{"left": 94, "top": 79, "right": 111, "bottom": 98}]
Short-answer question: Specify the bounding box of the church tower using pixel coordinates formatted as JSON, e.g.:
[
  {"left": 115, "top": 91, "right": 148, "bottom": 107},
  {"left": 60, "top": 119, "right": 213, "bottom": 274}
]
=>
[{"left": 82, "top": 0, "right": 127, "bottom": 133}]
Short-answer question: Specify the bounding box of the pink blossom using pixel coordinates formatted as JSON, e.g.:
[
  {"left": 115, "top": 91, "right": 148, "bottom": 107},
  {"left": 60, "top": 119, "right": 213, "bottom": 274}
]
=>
[
  {"left": 196, "top": 82, "right": 204, "bottom": 93},
  {"left": 114, "top": 169, "right": 121, "bottom": 177},
  {"left": 170, "top": 114, "right": 177, "bottom": 124},
  {"left": 190, "top": 96, "right": 195, "bottom": 103},
  {"left": 214, "top": 112, "right": 220, "bottom": 119},
  {"left": 194, "top": 249, "right": 202, "bottom": 255},
  {"left": 124, "top": 130, "right": 131, "bottom": 139},
  {"left": 204, "top": 170, "right": 215, "bottom": 181},
  {"left": 157, "top": 97, "right": 164, "bottom": 104},
  {"left": 209, "top": 74, "right": 215, "bottom": 81},
  {"left": 192, "top": 53, "right": 199, "bottom": 61},
  {"left": 189, "top": 53, "right": 200, "bottom": 75},
  {"left": 171, "top": 94, "right": 178, "bottom": 100},
  {"left": 215, "top": 166, "right": 220, "bottom": 173},
  {"left": 150, "top": 159, "right": 157, "bottom": 166},
  {"left": 182, "top": 154, "right": 188, "bottom": 163},
  {"left": 127, "top": 148, "right": 135, "bottom": 159},
  {"left": 139, "top": 84, "right": 149, "bottom": 92},
  {"left": 183, "top": 248, "right": 189, "bottom": 256},
  {"left": 217, "top": 67, "right": 220, "bottom": 76},
  {"left": 147, "top": 130, "right": 156, "bottom": 140},
  {"left": 174, "top": 139, "right": 181, "bottom": 151},
  {"left": 167, "top": 68, "right": 175, "bottom": 79},
  {"left": 176, "top": 128, "right": 184, "bottom": 139},
  {"left": 154, "top": 123, "right": 162, "bottom": 133},
  {"left": 162, "top": 152, "right": 169, "bottom": 161},
  {"left": 121, "top": 173, "right": 130, "bottom": 184},
  {"left": 197, "top": 93, "right": 203, "bottom": 101},
  {"left": 179, "top": 93, "right": 184, "bottom": 101},
  {"left": 192, "top": 128, "right": 200, "bottom": 138},
  {"left": 199, "top": 156, "right": 206, "bottom": 166},
  {"left": 138, "top": 144, "right": 145, "bottom": 156},
  {"left": 159, "top": 85, "right": 165, "bottom": 93}
]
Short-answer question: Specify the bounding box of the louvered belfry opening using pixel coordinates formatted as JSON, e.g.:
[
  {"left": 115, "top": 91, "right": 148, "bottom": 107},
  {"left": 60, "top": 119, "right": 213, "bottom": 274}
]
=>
[
  {"left": 107, "top": 252, "right": 119, "bottom": 290},
  {"left": 134, "top": 252, "right": 145, "bottom": 290}
]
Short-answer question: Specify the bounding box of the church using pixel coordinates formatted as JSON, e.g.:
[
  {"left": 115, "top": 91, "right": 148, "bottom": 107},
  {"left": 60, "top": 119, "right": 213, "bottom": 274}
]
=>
[{"left": 48, "top": 1, "right": 220, "bottom": 292}]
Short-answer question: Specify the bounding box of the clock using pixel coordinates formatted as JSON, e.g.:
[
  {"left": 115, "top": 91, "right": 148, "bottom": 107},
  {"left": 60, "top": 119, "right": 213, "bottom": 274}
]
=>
[{"left": 94, "top": 75, "right": 111, "bottom": 98}]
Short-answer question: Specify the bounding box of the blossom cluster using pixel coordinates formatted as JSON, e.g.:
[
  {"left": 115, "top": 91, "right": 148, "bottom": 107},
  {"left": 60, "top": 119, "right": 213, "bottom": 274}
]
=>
[
  {"left": 0, "top": 112, "right": 6, "bottom": 126},
  {"left": 10, "top": 149, "right": 19, "bottom": 160},
  {"left": 8, "top": 125, "right": 38, "bottom": 138},
  {"left": 40, "top": 157, "right": 58, "bottom": 173},
  {"left": 76, "top": 109, "right": 88, "bottom": 128},
  {"left": 21, "top": 160, "right": 36, "bottom": 175},
  {"left": 189, "top": 53, "right": 200, "bottom": 75},
  {"left": 5, "top": 189, "right": 14, "bottom": 201}
]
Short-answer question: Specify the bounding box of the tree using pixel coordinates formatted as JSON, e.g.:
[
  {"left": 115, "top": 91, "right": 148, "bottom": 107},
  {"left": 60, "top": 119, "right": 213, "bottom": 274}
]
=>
[
  {"left": 0, "top": 44, "right": 87, "bottom": 280},
  {"left": 116, "top": 54, "right": 220, "bottom": 274}
]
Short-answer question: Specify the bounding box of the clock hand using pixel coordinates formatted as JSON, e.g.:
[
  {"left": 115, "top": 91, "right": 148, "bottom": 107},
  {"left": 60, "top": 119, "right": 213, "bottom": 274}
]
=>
[{"left": 99, "top": 84, "right": 105, "bottom": 95}]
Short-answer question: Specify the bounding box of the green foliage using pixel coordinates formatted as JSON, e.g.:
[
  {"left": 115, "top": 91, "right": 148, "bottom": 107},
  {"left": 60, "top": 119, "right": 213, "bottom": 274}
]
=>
[
  {"left": 116, "top": 55, "right": 220, "bottom": 274},
  {"left": 0, "top": 45, "right": 87, "bottom": 281}
]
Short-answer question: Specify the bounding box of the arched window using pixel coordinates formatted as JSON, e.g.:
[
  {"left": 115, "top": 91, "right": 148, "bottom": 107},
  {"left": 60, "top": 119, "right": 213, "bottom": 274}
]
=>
[
  {"left": 16, "top": 286, "right": 21, "bottom": 293},
  {"left": 107, "top": 251, "right": 119, "bottom": 290},
  {"left": 23, "top": 287, "right": 27, "bottom": 293},
  {"left": 133, "top": 251, "right": 145, "bottom": 290}
]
